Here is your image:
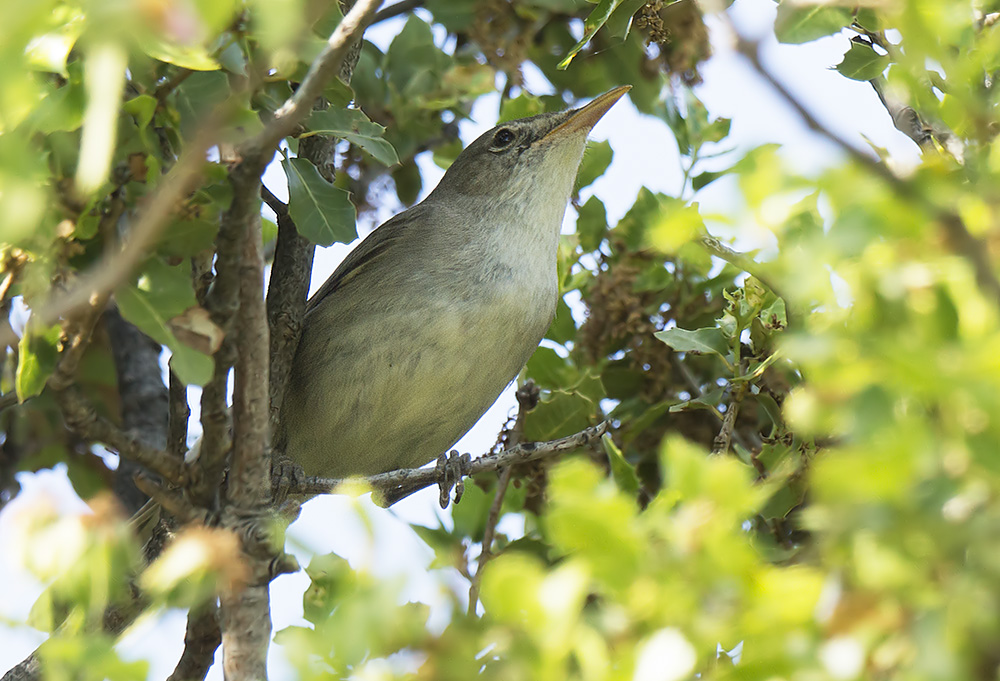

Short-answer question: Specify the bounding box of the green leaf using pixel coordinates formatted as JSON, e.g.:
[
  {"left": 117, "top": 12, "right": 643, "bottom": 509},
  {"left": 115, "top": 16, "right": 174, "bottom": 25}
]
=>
[
  {"left": 605, "top": 0, "right": 648, "bottom": 39},
  {"left": 392, "top": 159, "right": 422, "bottom": 206},
  {"left": 115, "top": 260, "right": 213, "bottom": 385},
  {"left": 557, "top": 0, "right": 623, "bottom": 69},
  {"left": 835, "top": 42, "right": 889, "bottom": 81},
  {"left": 157, "top": 218, "right": 219, "bottom": 257},
  {"left": 499, "top": 93, "right": 545, "bottom": 123},
  {"left": 385, "top": 15, "right": 450, "bottom": 95},
  {"left": 141, "top": 39, "right": 220, "bottom": 71},
  {"left": 173, "top": 72, "right": 228, "bottom": 135},
  {"left": 526, "top": 346, "right": 574, "bottom": 388},
  {"left": 426, "top": 0, "right": 479, "bottom": 32},
  {"left": 668, "top": 386, "right": 724, "bottom": 413},
  {"left": 603, "top": 435, "right": 639, "bottom": 495},
  {"left": 774, "top": 5, "right": 852, "bottom": 44},
  {"left": 16, "top": 321, "right": 62, "bottom": 401},
  {"left": 575, "top": 139, "right": 613, "bottom": 193},
  {"left": 450, "top": 482, "right": 491, "bottom": 543},
  {"left": 855, "top": 8, "right": 880, "bottom": 31},
  {"left": 701, "top": 117, "right": 732, "bottom": 144},
  {"left": 692, "top": 169, "right": 726, "bottom": 191},
  {"left": 283, "top": 157, "right": 357, "bottom": 246},
  {"left": 576, "top": 195, "right": 608, "bottom": 251},
  {"left": 123, "top": 95, "right": 157, "bottom": 130},
  {"left": 305, "top": 108, "right": 399, "bottom": 166},
  {"left": 523, "top": 390, "right": 594, "bottom": 441},
  {"left": 654, "top": 326, "right": 730, "bottom": 357},
  {"left": 546, "top": 297, "right": 577, "bottom": 344}
]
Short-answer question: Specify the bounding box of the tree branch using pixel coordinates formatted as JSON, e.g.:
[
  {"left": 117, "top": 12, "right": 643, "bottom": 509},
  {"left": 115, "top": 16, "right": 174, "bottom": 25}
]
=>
[
  {"left": 246, "top": 0, "right": 383, "bottom": 159},
  {"left": 372, "top": 0, "right": 423, "bottom": 24},
  {"left": 167, "top": 604, "right": 220, "bottom": 681},
  {"left": 54, "top": 385, "right": 182, "bottom": 484},
  {"left": 229, "top": 212, "right": 270, "bottom": 507},
  {"left": 264, "top": 186, "right": 313, "bottom": 438},
  {"left": 0, "top": 123, "right": 222, "bottom": 350},
  {"left": 290, "top": 421, "right": 610, "bottom": 500}
]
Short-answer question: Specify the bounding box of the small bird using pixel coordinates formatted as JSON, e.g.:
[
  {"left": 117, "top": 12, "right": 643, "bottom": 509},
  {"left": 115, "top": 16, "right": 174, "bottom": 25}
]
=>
[{"left": 277, "top": 86, "right": 630, "bottom": 479}]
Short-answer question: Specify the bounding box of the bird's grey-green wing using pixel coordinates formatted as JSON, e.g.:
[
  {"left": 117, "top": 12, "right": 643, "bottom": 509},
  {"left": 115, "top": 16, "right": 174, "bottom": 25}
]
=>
[{"left": 305, "top": 203, "right": 429, "bottom": 314}]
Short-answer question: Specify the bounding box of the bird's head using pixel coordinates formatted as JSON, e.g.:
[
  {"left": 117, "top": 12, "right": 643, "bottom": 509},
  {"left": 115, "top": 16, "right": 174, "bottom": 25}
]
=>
[{"left": 431, "top": 86, "right": 631, "bottom": 205}]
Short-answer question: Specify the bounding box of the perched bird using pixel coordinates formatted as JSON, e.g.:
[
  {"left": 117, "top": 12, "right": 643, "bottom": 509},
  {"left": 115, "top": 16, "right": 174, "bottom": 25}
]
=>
[{"left": 277, "top": 86, "right": 630, "bottom": 479}]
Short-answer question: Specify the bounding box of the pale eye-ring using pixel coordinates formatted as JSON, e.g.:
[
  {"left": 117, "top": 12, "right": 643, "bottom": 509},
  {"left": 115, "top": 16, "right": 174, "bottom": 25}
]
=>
[{"left": 491, "top": 128, "right": 516, "bottom": 149}]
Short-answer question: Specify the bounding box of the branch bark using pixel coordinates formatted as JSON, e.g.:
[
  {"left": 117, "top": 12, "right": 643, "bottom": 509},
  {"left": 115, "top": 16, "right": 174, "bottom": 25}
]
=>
[{"left": 291, "top": 421, "right": 610, "bottom": 500}]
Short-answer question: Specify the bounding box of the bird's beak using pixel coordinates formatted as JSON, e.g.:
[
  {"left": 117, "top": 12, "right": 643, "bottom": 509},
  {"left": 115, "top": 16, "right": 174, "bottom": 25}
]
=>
[{"left": 543, "top": 85, "right": 632, "bottom": 140}]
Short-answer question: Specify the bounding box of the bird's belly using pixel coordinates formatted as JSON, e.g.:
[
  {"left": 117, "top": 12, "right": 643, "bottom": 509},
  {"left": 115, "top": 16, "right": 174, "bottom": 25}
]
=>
[{"left": 282, "top": 285, "right": 554, "bottom": 479}]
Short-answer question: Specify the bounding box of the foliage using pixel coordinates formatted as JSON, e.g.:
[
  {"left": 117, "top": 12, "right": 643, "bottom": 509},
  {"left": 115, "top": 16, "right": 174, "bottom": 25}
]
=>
[{"left": 3, "top": 0, "right": 1000, "bottom": 680}]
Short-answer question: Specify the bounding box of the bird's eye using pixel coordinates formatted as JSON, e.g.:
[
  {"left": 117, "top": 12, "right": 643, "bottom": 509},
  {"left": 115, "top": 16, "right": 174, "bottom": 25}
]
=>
[{"left": 491, "top": 128, "right": 516, "bottom": 149}]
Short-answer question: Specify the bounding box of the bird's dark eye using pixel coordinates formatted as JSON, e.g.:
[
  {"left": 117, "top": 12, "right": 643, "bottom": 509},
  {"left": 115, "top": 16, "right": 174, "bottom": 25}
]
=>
[{"left": 491, "top": 128, "right": 516, "bottom": 149}]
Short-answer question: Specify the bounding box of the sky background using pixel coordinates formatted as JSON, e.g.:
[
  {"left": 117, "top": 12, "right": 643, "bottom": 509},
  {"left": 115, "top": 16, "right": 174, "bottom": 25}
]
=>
[{"left": 0, "top": 0, "right": 923, "bottom": 677}]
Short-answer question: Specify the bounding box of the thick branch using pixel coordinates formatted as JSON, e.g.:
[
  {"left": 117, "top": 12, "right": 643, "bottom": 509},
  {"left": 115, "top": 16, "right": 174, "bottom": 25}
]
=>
[
  {"left": 264, "top": 187, "right": 313, "bottom": 438},
  {"left": 229, "top": 212, "right": 270, "bottom": 507},
  {"left": 167, "top": 605, "right": 221, "bottom": 681},
  {"left": 103, "top": 309, "right": 170, "bottom": 514}
]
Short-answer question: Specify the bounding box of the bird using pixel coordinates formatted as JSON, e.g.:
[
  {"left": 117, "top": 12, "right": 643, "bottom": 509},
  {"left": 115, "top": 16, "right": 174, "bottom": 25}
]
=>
[{"left": 276, "top": 86, "right": 630, "bottom": 480}]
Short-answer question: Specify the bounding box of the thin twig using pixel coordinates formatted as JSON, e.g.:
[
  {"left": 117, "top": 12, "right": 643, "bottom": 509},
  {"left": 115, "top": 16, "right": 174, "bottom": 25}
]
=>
[
  {"left": 732, "top": 34, "right": 1000, "bottom": 314},
  {"left": 291, "top": 421, "right": 610, "bottom": 499},
  {"left": 250, "top": 0, "right": 382, "bottom": 157},
  {"left": 0, "top": 123, "right": 221, "bottom": 351},
  {"left": 467, "top": 382, "right": 538, "bottom": 615},
  {"left": 133, "top": 475, "right": 206, "bottom": 525},
  {"left": 55, "top": 385, "right": 183, "bottom": 483},
  {"left": 372, "top": 0, "right": 423, "bottom": 24},
  {"left": 712, "top": 382, "right": 747, "bottom": 455}
]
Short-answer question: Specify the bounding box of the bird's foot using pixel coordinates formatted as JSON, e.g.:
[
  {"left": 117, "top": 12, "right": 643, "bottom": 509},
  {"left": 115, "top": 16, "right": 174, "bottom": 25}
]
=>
[
  {"left": 271, "top": 456, "right": 307, "bottom": 506},
  {"left": 436, "top": 449, "right": 472, "bottom": 509}
]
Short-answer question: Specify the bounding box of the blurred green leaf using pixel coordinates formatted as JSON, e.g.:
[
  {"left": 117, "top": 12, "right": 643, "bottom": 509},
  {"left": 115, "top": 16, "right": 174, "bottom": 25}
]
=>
[
  {"left": 576, "top": 195, "right": 608, "bottom": 251},
  {"left": 605, "top": 0, "right": 648, "bottom": 39},
  {"left": 835, "top": 41, "right": 889, "bottom": 81},
  {"left": 115, "top": 260, "right": 213, "bottom": 385},
  {"left": 603, "top": 435, "right": 639, "bottom": 495},
  {"left": 774, "top": 4, "right": 852, "bottom": 44},
  {"left": 16, "top": 321, "right": 62, "bottom": 401},
  {"left": 499, "top": 93, "right": 544, "bottom": 123}
]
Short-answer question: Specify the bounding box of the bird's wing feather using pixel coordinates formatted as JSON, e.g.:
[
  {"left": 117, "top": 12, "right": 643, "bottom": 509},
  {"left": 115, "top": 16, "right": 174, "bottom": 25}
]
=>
[{"left": 305, "top": 203, "right": 428, "bottom": 314}]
